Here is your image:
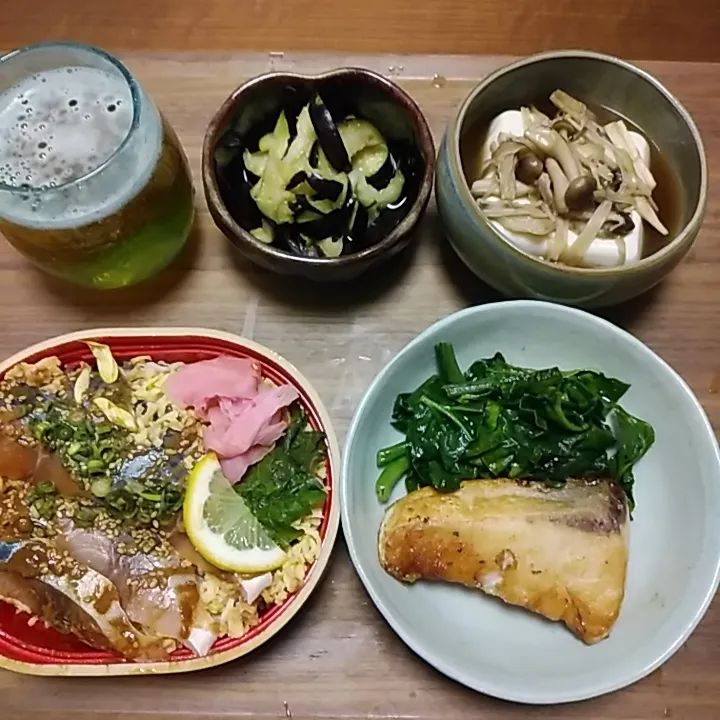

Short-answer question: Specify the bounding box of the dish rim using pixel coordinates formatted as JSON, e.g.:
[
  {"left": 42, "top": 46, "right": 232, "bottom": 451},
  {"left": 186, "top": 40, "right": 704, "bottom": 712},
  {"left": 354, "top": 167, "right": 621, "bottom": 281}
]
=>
[
  {"left": 0, "top": 326, "right": 341, "bottom": 677},
  {"left": 444, "top": 49, "right": 708, "bottom": 279},
  {"left": 340, "top": 299, "right": 720, "bottom": 704}
]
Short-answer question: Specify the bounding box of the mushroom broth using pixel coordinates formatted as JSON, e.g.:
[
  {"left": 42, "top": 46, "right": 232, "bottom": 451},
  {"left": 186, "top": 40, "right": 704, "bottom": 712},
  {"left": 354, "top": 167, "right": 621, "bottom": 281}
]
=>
[{"left": 461, "top": 97, "right": 683, "bottom": 263}]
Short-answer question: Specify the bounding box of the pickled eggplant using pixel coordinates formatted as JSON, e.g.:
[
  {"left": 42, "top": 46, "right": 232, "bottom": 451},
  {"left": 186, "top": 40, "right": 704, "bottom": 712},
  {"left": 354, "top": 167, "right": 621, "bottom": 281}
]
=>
[{"left": 216, "top": 89, "right": 412, "bottom": 259}]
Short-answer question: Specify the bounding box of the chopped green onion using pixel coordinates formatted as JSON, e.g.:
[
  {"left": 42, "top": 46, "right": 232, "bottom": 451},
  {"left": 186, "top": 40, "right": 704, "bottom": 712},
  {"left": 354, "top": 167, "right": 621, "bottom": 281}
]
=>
[
  {"left": 91, "top": 477, "right": 112, "bottom": 498},
  {"left": 74, "top": 507, "right": 98, "bottom": 527},
  {"left": 66, "top": 441, "right": 83, "bottom": 457}
]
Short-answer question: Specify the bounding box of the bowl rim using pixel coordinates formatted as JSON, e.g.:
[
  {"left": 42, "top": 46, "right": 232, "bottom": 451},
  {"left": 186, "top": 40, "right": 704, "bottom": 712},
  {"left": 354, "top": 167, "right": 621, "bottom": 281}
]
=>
[
  {"left": 340, "top": 299, "right": 720, "bottom": 703},
  {"left": 445, "top": 50, "right": 708, "bottom": 278},
  {"left": 0, "top": 326, "right": 341, "bottom": 677},
  {"left": 202, "top": 66, "right": 436, "bottom": 268}
]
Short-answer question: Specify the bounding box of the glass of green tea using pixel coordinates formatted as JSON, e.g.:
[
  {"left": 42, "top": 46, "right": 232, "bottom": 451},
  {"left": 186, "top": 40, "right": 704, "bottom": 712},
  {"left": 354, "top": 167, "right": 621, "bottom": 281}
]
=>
[{"left": 0, "top": 42, "right": 195, "bottom": 289}]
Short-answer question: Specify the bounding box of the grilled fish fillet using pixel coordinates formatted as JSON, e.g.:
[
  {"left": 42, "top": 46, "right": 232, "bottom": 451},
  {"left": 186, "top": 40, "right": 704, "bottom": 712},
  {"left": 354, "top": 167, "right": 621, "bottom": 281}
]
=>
[
  {"left": 54, "top": 515, "right": 217, "bottom": 656},
  {"left": 378, "top": 478, "right": 628, "bottom": 644},
  {"left": 0, "top": 539, "right": 168, "bottom": 661},
  {"left": 0, "top": 476, "right": 170, "bottom": 660}
]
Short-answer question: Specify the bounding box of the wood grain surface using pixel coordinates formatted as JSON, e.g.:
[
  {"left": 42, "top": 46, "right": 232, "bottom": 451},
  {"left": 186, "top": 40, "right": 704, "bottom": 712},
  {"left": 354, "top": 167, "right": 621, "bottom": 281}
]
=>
[
  {"left": 2, "top": 0, "right": 720, "bottom": 62},
  {"left": 1, "top": 52, "right": 719, "bottom": 720}
]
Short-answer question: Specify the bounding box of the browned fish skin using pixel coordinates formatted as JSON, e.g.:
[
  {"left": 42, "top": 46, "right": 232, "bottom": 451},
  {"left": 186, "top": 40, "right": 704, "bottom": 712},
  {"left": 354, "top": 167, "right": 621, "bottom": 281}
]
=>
[
  {"left": 0, "top": 476, "right": 169, "bottom": 661},
  {"left": 378, "top": 478, "right": 628, "bottom": 644},
  {"left": 0, "top": 538, "right": 169, "bottom": 661}
]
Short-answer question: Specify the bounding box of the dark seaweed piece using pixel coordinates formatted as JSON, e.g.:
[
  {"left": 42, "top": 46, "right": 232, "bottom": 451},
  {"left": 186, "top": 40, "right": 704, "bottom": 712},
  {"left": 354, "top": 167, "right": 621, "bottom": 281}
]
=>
[
  {"left": 367, "top": 152, "right": 396, "bottom": 190},
  {"left": 309, "top": 139, "right": 320, "bottom": 169},
  {"left": 219, "top": 151, "right": 247, "bottom": 188},
  {"left": 286, "top": 171, "right": 307, "bottom": 190},
  {"left": 217, "top": 154, "right": 263, "bottom": 228},
  {"left": 293, "top": 193, "right": 354, "bottom": 239},
  {"left": 290, "top": 194, "right": 317, "bottom": 217},
  {"left": 309, "top": 95, "right": 351, "bottom": 172},
  {"left": 284, "top": 232, "right": 321, "bottom": 257},
  {"left": 217, "top": 129, "right": 243, "bottom": 151},
  {"left": 281, "top": 85, "right": 309, "bottom": 139},
  {"left": 293, "top": 212, "right": 341, "bottom": 240},
  {"left": 349, "top": 201, "right": 369, "bottom": 244},
  {"left": 307, "top": 172, "right": 343, "bottom": 201}
]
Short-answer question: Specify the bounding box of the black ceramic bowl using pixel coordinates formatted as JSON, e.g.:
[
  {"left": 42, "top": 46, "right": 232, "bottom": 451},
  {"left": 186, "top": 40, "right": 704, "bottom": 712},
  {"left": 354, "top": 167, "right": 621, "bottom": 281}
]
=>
[{"left": 202, "top": 68, "right": 435, "bottom": 282}]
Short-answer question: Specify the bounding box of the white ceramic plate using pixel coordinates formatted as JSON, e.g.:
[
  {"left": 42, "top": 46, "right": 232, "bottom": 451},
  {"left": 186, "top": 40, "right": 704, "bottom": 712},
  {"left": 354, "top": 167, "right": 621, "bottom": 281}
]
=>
[{"left": 341, "top": 301, "right": 720, "bottom": 704}]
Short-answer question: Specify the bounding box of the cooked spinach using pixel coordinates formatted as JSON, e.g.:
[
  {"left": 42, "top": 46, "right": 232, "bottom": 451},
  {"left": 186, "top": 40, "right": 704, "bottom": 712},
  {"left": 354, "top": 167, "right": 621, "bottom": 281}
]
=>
[
  {"left": 237, "top": 405, "right": 327, "bottom": 548},
  {"left": 375, "top": 343, "right": 655, "bottom": 510}
]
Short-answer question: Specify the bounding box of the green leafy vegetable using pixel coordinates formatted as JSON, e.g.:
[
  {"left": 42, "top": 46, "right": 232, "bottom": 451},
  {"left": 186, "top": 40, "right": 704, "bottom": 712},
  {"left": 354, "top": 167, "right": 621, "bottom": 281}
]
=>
[
  {"left": 282, "top": 406, "right": 326, "bottom": 473},
  {"left": 376, "top": 441, "right": 407, "bottom": 468},
  {"left": 237, "top": 405, "right": 327, "bottom": 548},
  {"left": 375, "top": 342, "right": 655, "bottom": 510},
  {"left": 375, "top": 454, "right": 410, "bottom": 503}
]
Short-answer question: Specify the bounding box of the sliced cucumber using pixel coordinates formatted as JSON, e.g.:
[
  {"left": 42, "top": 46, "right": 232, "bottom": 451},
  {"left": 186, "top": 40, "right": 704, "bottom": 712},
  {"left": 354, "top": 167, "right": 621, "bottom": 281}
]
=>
[
  {"left": 295, "top": 234, "right": 321, "bottom": 257},
  {"left": 296, "top": 210, "right": 324, "bottom": 224},
  {"left": 339, "top": 118, "right": 385, "bottom": 159},
  {"left": 314, "top": 145, "right": 345, "bottom": 181},
  {"left": 284, "top": 105, "right": 316, "bottom": 175},
  {"left": 352, "top": 168, "right": 405, "bottom": 208},
  {"left": 250, "top": 154, "right": 295, "bottom": 224},
  {"left": 243, "top": 149, "right": 267, "bottom": 178},
  {"left": 258, "top": 110, "right": 290, "bottom": 159},
  {"left": 240, "top": 99, "right": 406, "bottom": 256},
  {"left": 318, "top": 237, "right": 344, "bottom": 258},
  {"left": 250, "top": 220, "right": 274, "bottom": 244},
  {"left": 352, "top": 144, "right": 389, "bottom": 178},
  {"left": 375, "top": 169, "right": 405, "bottom": 207}
]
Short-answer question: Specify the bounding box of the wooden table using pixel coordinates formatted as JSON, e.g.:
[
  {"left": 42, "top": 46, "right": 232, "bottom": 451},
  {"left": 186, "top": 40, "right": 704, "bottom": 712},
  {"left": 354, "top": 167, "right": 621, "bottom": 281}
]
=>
[
  {"left": 1, "top": 52, "right": 719, "bottom": 720},
  {"left": 2, "top": 0, "right": 720, "bottom": 63}
]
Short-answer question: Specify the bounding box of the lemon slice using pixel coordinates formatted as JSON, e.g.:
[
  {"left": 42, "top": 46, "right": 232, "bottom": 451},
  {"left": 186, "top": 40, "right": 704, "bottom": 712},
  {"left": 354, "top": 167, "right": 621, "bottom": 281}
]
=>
[{"left": 184, "top": 453, "right": 286, "bottom": 573}]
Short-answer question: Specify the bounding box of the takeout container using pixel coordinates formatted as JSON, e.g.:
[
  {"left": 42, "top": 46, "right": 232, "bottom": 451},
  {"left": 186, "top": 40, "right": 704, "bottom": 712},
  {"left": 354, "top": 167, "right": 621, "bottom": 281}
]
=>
[
  {"left": 202, "top": 68, "right": 436, "bottom": 282},
  {"left": 435, "top": 50, "right": 708, "bottom": 309},
  {"left": 0, "top": 328, "right": 340, "bottom": 676}
]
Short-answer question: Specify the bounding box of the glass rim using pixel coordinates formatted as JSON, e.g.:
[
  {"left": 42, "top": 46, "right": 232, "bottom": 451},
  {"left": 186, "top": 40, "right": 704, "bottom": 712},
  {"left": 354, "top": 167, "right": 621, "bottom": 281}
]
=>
[{"left": 0, "top": 41, "right": 142, "bottom": 196}]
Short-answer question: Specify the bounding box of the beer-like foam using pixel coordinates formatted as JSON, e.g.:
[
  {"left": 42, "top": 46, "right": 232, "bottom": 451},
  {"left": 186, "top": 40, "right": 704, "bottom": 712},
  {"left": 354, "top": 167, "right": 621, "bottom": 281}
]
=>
[{"left": 0, "top": 66, "right": 162, "bottom": 230}]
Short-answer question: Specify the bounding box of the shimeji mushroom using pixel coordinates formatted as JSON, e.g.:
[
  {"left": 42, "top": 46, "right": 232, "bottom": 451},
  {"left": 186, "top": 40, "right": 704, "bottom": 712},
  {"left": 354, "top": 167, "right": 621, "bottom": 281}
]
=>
[{"left": 472, "top": 89, "right": 667, "bottom": 266}]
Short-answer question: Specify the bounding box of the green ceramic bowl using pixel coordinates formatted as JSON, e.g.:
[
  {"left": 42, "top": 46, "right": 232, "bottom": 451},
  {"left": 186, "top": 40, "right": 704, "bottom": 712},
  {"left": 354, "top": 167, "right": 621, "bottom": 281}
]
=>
[
  {"left": 341, "top": 301, "right": 720, "bottom": 703},
  {"left": 435, "top": 51, "right": 708, "bottom": 309}
]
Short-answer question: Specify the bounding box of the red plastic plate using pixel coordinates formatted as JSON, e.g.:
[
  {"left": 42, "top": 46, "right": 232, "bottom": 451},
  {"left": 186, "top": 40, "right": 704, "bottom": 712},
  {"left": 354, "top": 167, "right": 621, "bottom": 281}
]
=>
[{"left": 0, "top": 328, "right": 340, "bottom": 676}]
